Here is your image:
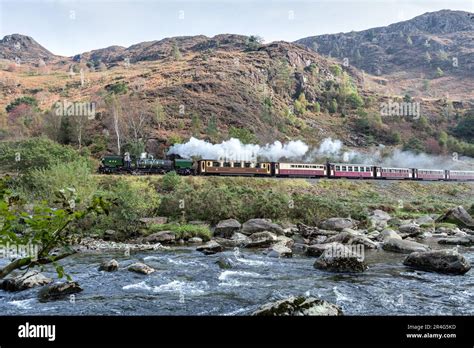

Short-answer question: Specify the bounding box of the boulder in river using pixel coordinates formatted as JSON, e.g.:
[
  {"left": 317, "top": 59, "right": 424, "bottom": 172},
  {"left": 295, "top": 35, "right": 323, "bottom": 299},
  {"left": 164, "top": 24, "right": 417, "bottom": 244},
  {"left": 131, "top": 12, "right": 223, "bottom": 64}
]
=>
[
  {"left": 214, "top": 219, "right": 241, "bottom": 238},
  {"left": 128, "top": 262, "right": 155, "bottom": 275},
  {"left": 245, "top": 231, "right": 278, "bottom": 248},
  {"left": 38, "top": 281, "right": 83, "bottom": 302},
  {"left": 188, "top": 237, "right": 203, "bottom": 244},
  {"left": 252, "top": 296, "right": 343, "bottom": 316},
  {"left": 369, "top": 210, "right": 391, "bottom": 230},
  {"left": 324, "top": 231, "right": 378, "bottom": 249},
  {"left": 398, "top": 224, "right": 423, "bottom": 237},
  {"left": 306, "top": 242, "right": 341, "bottom": 257},
  {"left": 314, "top": 243, "right": 367, "bottom": 272},
  {"left": 196, "top": 241, "right": 224, "bottom": 255},
  {"left": 320, "top": 218, "right": 355, "bottom": 231},
  {"left": 379, "top": 229, "right": 402, "bottom": 241},
  {"left": 436, "top": 206, "right": 474, "bottom": 229},
  {"left": 403, "top": 249, "right": 471, "bottom": 275},
  {"left": 215, "top": 256, "right": 234, "bottom": 269},
  {"left": 0, "top": 271, "right": 52, "bottom": 292},
  {"left": 241, "top": 219, "right": 284, "bottom": 236},
  {"left": 382, "top": 238, "right": 430, "bottom": 254},
  {"left": 143, "top": 231, "right": 176, "bottom": 244},
  {"left": 99, "top": 259, "right": 119, "bottom": 272},
  {"left": 267, "top": 243, "right": 293, "bottom": 258},
  {"left": 437, "top": 237, "right": 473, "bottom": 246}
]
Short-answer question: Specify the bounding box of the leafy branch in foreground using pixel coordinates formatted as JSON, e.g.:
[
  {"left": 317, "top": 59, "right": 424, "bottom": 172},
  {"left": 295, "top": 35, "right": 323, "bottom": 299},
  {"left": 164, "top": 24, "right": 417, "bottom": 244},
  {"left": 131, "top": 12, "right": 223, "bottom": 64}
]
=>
[{"left": 0, "top": 177, "right": 111, "bottom": 280}]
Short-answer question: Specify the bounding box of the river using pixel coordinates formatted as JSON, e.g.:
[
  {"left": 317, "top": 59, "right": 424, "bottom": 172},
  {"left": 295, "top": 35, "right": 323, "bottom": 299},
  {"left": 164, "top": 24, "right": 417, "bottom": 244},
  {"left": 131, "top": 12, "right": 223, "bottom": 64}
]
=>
[{"left": 1, "top": 243, "right": 473, "bottom": 315}]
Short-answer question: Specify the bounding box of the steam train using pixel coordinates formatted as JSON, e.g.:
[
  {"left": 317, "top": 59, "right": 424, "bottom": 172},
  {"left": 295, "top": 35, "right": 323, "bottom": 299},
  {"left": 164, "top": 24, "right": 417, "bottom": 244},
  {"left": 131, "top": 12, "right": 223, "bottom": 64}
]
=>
[{"left": 98, "top": 154, "right": 474, "bottom": 181}]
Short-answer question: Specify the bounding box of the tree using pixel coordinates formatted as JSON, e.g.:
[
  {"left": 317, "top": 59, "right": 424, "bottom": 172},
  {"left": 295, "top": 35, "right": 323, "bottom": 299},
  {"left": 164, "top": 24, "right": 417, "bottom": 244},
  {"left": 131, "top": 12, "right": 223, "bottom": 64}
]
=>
[
  {"left": 330, "top": 64, "right": 342, "bottom": 77},
  {"left": 294, "top": 93, "right": 308, "bottom": 115},
  {"left": 438, "top": 131, "right": 448, "bottom": 148},
  {"left": 152, "top": 100, "right": 166, "bottom": 130},
  {"left": 406, "top": 36, "right": 413, "bottom": 45},
  {"left": 191, "top": 114, "right": 202, "bottom": 137},
  {"left": 105, "top": 94, "right": 122, "bottom": 155},
  {"left": 246, "top": 35, "right": 264, "bottom": 51},
  {"left": 328, "top": 99, "right": 338, "bottom": 114},
  {"left": 228, "top": 126, "right": 256, "bottom": 144},
  {"left": 314, "top": 101, "right": 321, "bottom": 113},
  {"left": 0, "top": 181, "right": 110, "bottom": 280},
  {"left": 436, "top": 67, "right": 444, "bottom": 78},
  {"left": 171, "top": 41, "right": 182, "bottom": 61},
  {"left": 453, "top": 112, "right": 474, "bottom": 142},
  {"left": 206, "top": 115, "right": 219, "bottom": 141}
]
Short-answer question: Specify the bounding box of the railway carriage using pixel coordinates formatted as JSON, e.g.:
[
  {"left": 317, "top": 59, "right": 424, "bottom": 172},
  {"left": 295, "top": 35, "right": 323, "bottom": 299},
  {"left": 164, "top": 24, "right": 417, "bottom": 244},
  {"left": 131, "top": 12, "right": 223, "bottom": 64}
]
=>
[
  {"left": 328, "top": 163, "right": 375, "bottom": 179},
  {"left": 446, "top": 170, "right": 474, "bottom": 181},
  {"left": 197, "top": 160, "right": 272, "bottom": 176},
  {"left": 414, "top": 169, "right": 445, "bottom": 181},
  {"left": 274, "top": 162, "right": 327, "bottom": 178},
  {"left": 376, "top": 167, "right": 413, "bottom": 180}
]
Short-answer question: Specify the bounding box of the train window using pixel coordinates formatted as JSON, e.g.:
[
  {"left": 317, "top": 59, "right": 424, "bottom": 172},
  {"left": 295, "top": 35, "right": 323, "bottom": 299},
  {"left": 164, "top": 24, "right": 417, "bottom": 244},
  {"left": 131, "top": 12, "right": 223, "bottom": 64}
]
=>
[
  {"left": 354, "top": 167, "right": 359, "bottom": 172},
  {"left": 207, "top": 161, "right": 212, "bottom": 166},
  {"left": 366, "top": 167, "right": 371, "bottom": 172},
  {"left": 244, "top": 162, "right": 251, "bottom": 168},
  {"left": 336, "top": 166, "right": 341, "bottom": 171},
  {"left": 342, "top": 166, "right": 347, "bottom": 171},
  {"left": 224, "top": 162, "right": 231, "bottom": 167},
  {"left": 255, "top": 163, "right": 261, "bottom": 168},
  {"left": 234, "top": 162, "right": 242, "bottom": 168},
  {"left": 213, "top": 162, "right": 219, "bottom": 167},
  {"left": 348, "top": 166, "right": 352, "bottom": 172}
]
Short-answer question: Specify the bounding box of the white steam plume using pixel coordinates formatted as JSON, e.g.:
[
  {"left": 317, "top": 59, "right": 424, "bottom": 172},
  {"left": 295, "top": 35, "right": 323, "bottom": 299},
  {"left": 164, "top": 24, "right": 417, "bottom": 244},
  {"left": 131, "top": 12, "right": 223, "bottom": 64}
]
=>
[
  {"left": 168, "top": 137, "right": 473, "bottom": 170},
  {"left": 167, "top": 137, "right": 309, "bottom": 162}
]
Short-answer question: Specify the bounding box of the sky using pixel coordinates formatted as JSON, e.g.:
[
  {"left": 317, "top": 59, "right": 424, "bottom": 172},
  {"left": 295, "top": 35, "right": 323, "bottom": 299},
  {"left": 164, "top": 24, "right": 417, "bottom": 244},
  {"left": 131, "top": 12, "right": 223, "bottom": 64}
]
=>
[{"left": 0, "top": 0, "right": 473, "bottom": 56}]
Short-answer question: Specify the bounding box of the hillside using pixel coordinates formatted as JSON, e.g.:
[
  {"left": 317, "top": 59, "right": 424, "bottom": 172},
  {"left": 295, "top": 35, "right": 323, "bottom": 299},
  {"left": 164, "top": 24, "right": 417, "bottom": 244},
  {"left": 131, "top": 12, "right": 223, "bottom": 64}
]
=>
[
  {"left": 296, "top": 10, "right": 474, "bottom": 99},
  {"left": 0, "top": 11, "right": 473, "bottom": 162}
]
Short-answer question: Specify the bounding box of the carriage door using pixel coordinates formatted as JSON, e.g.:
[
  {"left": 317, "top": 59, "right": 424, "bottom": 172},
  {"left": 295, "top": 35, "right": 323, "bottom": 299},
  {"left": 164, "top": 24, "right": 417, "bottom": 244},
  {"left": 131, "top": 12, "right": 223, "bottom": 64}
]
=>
[{"left": 200, "top": 161, "right": 206, "bottom": 173}]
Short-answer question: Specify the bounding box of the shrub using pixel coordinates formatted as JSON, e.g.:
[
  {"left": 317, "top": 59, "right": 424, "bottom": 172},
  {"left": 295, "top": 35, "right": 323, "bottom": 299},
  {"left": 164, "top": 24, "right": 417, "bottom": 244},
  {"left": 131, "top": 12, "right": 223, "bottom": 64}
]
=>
[
  {"left": 149, "top": 223, "right": 211, "bottom": 241},
  {"left": 0, "top": 137, "right": 87, "bottom": 173},
  {"left": 161, "top": 171, "right": 182, "bottom": 192},
  {"left": 6, "top": 96, "right": 38, "bottom": 113},
  {"left": 106, "top": 81, "right": 128, "bottom": 95},
  {"left": 228, "top": 126, "right": 257, "bottom": 144},
  {"left": 330, "top": 64, "right": 342, "bottom": 77},
  {"left": 18, "top": 158, "right": 97, "bottom": 205}
]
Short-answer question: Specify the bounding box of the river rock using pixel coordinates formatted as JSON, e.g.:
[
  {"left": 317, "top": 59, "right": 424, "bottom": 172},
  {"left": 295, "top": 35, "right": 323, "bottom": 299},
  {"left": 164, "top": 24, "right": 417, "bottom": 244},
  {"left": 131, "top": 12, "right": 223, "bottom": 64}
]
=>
[
  {"left": 369, "top": 210, "right": 391, "bottom": 230},
  {"left": 379, "top": 229, "right": 402, "bottom": 241},
  {"left": 0, "top": 271, "right": 52, "bottom": 292},
  {"left": 99, "top": 259, "right": 119, "bottom": 272},
  {"left": 143, "top": 231, "right": 176, "bottom": 244},
  {"left": 245, "top": 231, "right": 278, "bottom": 248},
  {"left": 403, "top": 249, "right": 471, "bottom": 275},
  {"left": 215, "top": 256, "right": 234, "bottom": 269},
  {"left": 214, "top": 219, "right": 241, "bottom": 238},
  {"left": 324, "top": 231, "right": 378, "bottom": 249},
  {"left": 38, "top": 281, "right": 83, "bottom": 302},
  {"left": 128, "top": 262, "right": 155, "bottom": 275},
  {"left": 399, "top": 224, "right": 423, "bottom": 237},
  {"left": 437, "top": 237, "right": 473, "bottom": 246},
  {"left": 306, "top": 242, "right": 342, "bottom": 257},
  {"left": 242, "top": 219, "right": 284, "bottom": 236},
  {"left": 320, "top": 218, "right": 355, "bottom": 231},
  {"left": 415, "top": 215, "right": 435, "bottom": 226},
  {"left": 267, "top": 243, "right": 293, "bottom": 258},
  {"left": 214, "top": 232, "right": 249, "bottom": 248},
  {"left": 188, "top": 237, "right": 203, "bottom": 244},
  {"left": 314, "top": 244, "right": 367, "bottom": 272},
  {"left": 276, "top": 235, "right": 294, "bottom": 248},
  {"left": 252, "top": 296, "right": 343, "bottom": 316},
  {"left": 196, "top": 241, "right": 224, "bottom": 255},
  {"left": 435, "top": 226, "right": 462, "bottom": 235},
  {"left": 103, "top": 229, "right": 118, "bottom": 241},
  {"left": 436, "top": 206, "right": 474, "bottom": 229},
  {"left": 382, "top": 238, "right": 430, "bottom": 253}
]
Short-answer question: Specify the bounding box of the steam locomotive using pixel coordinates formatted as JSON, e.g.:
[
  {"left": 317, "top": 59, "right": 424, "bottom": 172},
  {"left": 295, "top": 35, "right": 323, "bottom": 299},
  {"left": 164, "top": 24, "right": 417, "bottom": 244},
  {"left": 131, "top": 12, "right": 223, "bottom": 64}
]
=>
[{"left": 99, "top": 154, "right": 474, "bottom": 181}]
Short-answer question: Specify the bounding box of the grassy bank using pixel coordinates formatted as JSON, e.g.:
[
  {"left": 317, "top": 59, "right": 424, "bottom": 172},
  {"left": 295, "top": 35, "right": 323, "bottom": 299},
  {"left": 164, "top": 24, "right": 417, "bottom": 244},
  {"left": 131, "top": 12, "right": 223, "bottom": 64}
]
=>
[{"left": 96, "top": 174, "right": 474, "bottom": 229}]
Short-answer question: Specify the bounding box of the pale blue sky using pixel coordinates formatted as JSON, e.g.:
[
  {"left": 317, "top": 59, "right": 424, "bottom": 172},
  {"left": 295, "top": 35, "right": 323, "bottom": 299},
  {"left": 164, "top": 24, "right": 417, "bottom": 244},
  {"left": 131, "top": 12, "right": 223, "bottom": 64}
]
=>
[{"left": 1, "top": 0, "right": 473, "bottom": 56}]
